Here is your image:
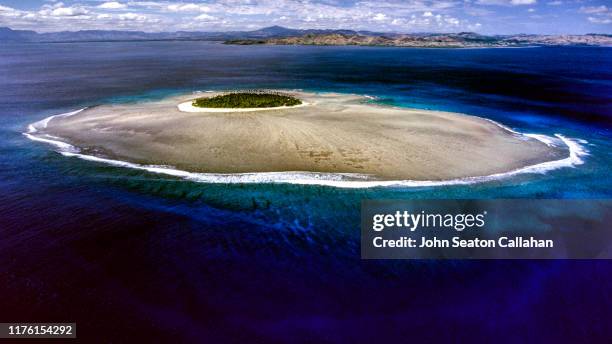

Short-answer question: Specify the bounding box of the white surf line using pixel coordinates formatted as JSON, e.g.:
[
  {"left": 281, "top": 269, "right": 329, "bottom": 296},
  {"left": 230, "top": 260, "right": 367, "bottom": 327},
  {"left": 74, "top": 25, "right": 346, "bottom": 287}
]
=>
[
  {"left": 483, "top": 117, "right": 584, "bottom": 148},
  {"left": 177, "top": 100, "right": 310, "bottom": 113},
  {"left": 25, "top": 109, "right": 85, "bottom": 134},
  {"left": 24, "top": 109, "right": 589, "bottom": 189},
  {"left": 23, "top": 109, "right": 85, "bottom": 152}
]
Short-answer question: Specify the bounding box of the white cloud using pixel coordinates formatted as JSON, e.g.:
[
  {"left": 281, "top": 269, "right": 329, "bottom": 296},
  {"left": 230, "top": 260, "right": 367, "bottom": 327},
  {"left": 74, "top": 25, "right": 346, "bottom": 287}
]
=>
[
  {"left": 0, "top": 5, "right": 17, "bottom": 12},
  {"left": 588, "top": 16, "right": 611, "bottom": 24},
  {"left": 579, "top": 6, "right": 608, "bottom": 15},
  {"left": 40, "top": 5, "right": 89, "bottom": 17},
  {"left": 119, "top": 12, "right": 147, "bottom": 21},
  {"left": 372, "top": 13, "right": 387, "bottom": 21},
  {"left": 511, "top": 0, "right": 536, "bottom": 5},
  {"left": 580, "top": 5, "right": 611, "bottom": 25},
  {"left": 0, "top": 0, "right": 607, "bottom": 34},
  {"left": 167, "top": 3, "right": 210, "bottom": 12},
  {"left": 445, "top": 17, "right": 460, "bottom": 25},
  {"left": 52, "top": 7, "right": 88, "bottom": 17},
  {"left": 477, "top": 0, "right": 536, "bottom": 5},
  {"left": 37, "top": 2, "right": 89, "bottom": 17},
  {"left": 0, "top": 5, "right": 22, "bottom": 17},
  {"left": 194, "top": 13, "right": 216, "bottom": 21},
  {"left": 98, "top": 2, "right": 128, "bottom": 10}
]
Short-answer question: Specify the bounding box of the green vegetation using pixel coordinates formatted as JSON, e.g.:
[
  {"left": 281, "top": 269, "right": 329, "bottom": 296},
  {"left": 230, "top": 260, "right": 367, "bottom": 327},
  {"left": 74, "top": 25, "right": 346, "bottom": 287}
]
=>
[{"left": 193, "top": 92, "right": 302, "bottom": 108}]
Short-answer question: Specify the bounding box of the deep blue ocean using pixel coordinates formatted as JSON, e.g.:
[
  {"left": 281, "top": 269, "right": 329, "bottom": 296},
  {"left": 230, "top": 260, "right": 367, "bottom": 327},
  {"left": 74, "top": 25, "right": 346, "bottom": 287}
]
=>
[{"left": 1, "top": 42, "right": 611, "bottom": 342}]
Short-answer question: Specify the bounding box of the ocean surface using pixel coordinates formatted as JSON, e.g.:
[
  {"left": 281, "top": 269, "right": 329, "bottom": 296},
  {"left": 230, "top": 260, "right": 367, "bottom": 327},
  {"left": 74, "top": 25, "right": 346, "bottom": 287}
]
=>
[{"left": 1, "top": 41, "right": 611, "bottom": 341}]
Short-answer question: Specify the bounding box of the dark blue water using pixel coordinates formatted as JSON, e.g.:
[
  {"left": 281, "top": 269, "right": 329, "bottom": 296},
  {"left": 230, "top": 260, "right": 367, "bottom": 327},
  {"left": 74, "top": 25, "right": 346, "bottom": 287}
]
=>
[{"left": 1, "top": 42, "right": 611, "bottom": 342}]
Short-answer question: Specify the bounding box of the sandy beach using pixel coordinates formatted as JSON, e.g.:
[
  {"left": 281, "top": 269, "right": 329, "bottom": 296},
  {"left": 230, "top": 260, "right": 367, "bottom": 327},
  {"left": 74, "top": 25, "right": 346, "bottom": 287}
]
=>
[{"left": 37, "top": 91, "right": 567, "bottom": 181}]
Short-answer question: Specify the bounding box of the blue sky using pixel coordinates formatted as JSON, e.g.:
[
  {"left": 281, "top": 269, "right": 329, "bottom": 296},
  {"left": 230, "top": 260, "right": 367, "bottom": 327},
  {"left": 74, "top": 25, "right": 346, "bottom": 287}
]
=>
[{"left": 0, "top": 0, "right": 610, "bottom": 34}]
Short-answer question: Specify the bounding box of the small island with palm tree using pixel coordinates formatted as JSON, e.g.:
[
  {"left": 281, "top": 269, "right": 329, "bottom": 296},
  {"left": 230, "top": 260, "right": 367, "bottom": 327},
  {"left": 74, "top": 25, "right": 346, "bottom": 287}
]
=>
[{"left": 192, "top": 91, "right": 302, "bottom": 109}]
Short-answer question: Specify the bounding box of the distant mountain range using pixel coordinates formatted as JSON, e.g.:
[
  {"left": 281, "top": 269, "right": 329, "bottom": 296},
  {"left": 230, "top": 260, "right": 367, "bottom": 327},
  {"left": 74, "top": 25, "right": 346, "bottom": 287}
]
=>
[{"left": 2, "top": 26, "right": 611, "bottom": 47}]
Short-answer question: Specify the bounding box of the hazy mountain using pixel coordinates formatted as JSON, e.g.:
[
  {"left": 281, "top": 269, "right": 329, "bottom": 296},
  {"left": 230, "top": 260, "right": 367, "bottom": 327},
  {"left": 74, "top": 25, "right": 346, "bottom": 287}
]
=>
[
  {"left": 0, "top": 27, "right": 210, "bottom": 42},
  {"left": 0, "top": 27, "right": 38, "bottom": 41},
  {"left": 246, "top": 25, "right": 305, "bottom": 37}
]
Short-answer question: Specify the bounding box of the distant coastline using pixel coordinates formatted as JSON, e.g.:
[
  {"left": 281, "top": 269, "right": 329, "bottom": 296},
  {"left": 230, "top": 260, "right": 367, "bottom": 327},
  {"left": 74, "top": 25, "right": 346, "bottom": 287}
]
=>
[
  {"left": 225, "top": 32, "right": 612, "bottom": 48},
  {"left": 2, "top": 26, "right": 611, "bottom": 47}
]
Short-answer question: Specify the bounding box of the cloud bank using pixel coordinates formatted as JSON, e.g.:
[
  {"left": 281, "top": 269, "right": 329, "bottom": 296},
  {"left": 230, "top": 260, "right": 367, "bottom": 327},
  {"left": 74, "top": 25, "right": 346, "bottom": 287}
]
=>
[{"left": 0, "top": 0, "right": 610, "bottom": 34}]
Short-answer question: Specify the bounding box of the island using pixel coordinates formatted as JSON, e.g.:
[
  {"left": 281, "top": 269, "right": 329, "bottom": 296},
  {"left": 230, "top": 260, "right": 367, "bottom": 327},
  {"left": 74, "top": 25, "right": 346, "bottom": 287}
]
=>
[
  {"left": 193, "top": 91, "right": 301, "bottom": 108},
  {"left": 31, "top": 91, "right": 568, "bottom": 181}
]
